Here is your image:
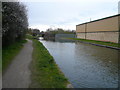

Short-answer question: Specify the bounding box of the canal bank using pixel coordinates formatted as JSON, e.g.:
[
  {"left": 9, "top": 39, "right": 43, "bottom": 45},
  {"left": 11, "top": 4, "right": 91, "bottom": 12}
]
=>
[
  {"left": 40, "top": 39, "right": 118, "bottom": 88},
  {"left": 27, "top": 35, "right": 72, "bottom": 88},
  {"left": 67, "top": 38, "right": 120, "bottom": 50}
]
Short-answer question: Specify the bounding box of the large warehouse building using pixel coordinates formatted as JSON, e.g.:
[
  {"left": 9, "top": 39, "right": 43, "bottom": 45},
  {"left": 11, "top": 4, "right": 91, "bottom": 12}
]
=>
[{"left": 76, "top": 14, "right": 120, "bottom": 43}]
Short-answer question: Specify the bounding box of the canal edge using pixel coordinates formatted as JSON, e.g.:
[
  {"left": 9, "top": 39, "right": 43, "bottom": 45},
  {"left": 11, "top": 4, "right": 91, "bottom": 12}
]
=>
[{"left": 75, "top": 40, "right": 120, "bottom": 50}]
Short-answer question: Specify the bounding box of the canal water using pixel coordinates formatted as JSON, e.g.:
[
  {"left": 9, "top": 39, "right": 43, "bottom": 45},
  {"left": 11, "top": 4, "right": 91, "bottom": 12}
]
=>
[{"left": 40, "top": 39, "right": 118, "bottom": 88}]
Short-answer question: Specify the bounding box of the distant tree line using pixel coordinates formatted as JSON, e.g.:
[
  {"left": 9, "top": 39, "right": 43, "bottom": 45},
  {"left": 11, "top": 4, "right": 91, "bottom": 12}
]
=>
[
  {"left": 46, "top": 28, "right": 75, "bottom": 34},
  {"left": 43, "top": 28, "right": 76, "bottom": 40},
  {"left": 27, "top": 28, "right": 40, "bottom": 36},
  {"left": 2, "top": 2, "right": 28, "bottom": 47}
]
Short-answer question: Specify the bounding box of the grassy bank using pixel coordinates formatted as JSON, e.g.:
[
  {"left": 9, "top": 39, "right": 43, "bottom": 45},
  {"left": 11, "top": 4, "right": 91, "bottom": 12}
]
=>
[
  {"left": 68, "top": 38, "right": 120, "bottom": 48},
  {"left": 2, "top": 40, "right": 27, "bottom": 71},
  {"left": 30, "top": 38, "right": 70, "bottom": 88}
]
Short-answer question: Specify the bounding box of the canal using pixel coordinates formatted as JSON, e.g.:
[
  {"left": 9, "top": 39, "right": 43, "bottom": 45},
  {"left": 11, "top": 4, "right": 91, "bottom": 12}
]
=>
[{"left": 40, "top": 39, "right": 118, "bottom": 88}]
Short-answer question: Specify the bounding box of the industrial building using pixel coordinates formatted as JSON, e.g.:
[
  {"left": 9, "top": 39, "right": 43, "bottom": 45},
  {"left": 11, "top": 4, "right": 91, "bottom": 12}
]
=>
[{"left": 76, "top": 14, "right": 120, "bottom": 43}]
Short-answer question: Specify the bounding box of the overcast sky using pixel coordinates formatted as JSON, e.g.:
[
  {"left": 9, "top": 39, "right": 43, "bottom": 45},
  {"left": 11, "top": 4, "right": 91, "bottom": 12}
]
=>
[{"left": 21, "top": 0, "right": 120, "bottom": 31}]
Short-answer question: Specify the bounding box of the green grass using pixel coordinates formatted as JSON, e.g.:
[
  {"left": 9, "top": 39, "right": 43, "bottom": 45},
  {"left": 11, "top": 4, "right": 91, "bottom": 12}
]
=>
[
  {"left": 2, "top": 40, "right": 27, "bottom": 71},
  {"left": 30, "top": 39, "right": 69, "bottom": 88},
  {"left": 67, "top": 38, "right": 120, "bottom": 48},
  {"left": 26, "top": 34, "right": 34, "bottom": 39}
]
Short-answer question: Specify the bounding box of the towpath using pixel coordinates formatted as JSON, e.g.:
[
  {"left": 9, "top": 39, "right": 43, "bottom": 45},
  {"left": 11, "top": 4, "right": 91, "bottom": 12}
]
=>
[{"left": 3, "top": 39, "right": 33, "bottom": 88}]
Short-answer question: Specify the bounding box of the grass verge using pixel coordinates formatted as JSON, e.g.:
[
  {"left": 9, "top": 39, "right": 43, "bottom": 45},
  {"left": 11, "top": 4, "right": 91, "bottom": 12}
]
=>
[
  {"left": 67, "top": 38, "right": 120, "bottom": 48},
  {"left": 2, "top": 40, "right": 27, "bottom": 71},
  {"left": 30, "top": 39, "right": 70, "bottom": 88}
]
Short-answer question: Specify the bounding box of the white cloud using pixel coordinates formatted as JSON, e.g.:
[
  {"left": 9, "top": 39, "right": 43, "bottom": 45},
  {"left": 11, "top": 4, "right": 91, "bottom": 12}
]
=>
[
  {"left": 21, "top": 0, "right": 119, "bottom": 3},
  {"left": 24, "top": 0, "right": 119, "bottom": 31},
  {"left": 29, "top": 25, "right": 50, "bottom": 31},
  {"left": 29, "top": 24, "right": 76, "bottom": 31}
]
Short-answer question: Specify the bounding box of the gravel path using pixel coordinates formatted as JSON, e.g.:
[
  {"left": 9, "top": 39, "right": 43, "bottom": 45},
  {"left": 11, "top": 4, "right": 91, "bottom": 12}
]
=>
[{"left": 3, "top": 40, "right": 33, "bottom": 88}]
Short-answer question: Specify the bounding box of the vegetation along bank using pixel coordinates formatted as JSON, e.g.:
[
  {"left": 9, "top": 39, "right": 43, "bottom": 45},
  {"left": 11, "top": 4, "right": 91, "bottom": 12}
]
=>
[
  {"left": 2, "top": 2, "right": 28, "bottom": 71},
  {"left": 27, "top": 35, "right": 72, "bottom": 88},
  {"left": 67, "top": 38, "right": 120, "bottom": 50}
]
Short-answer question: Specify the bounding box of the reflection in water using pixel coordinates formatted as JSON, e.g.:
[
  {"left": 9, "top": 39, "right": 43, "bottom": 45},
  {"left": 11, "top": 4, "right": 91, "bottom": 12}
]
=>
[{"left": 40, "top": 40, "right": 118, "bottom": 88}]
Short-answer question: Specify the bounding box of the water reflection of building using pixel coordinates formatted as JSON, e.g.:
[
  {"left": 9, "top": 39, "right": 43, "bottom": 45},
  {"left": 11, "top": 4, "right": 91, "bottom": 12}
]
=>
[{"left": 76, "top": 14, "right": 120, "bottom": 43}]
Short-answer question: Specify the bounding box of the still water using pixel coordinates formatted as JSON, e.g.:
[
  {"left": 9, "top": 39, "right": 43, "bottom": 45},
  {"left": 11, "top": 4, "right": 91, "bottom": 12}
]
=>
[{"left": 40, "top": 40, "right": 118, "bottom": 88}]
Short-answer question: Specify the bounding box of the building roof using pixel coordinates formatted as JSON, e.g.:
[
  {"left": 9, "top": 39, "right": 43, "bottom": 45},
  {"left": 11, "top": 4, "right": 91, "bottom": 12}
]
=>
[{"left": 76, "top": 14, "right": 120, "bottom": 26}]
